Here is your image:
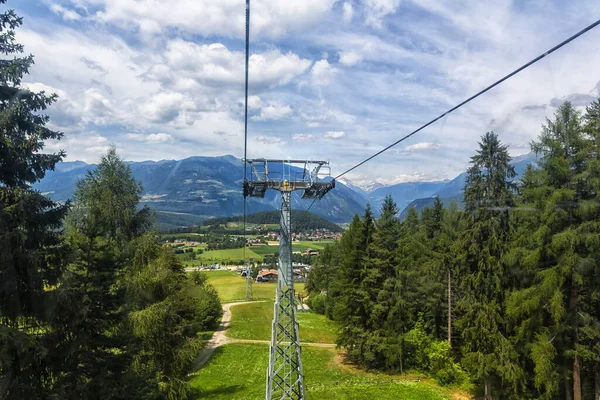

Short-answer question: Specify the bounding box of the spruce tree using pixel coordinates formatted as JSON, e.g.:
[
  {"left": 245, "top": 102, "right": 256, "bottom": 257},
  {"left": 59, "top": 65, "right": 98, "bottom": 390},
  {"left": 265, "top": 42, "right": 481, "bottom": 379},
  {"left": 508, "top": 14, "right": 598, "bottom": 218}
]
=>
[
  {"left": 334, "top": 207, "right": 374, "bottom": 365},
  {"left": 419, "top": 197, "right": 448, "bottom": 340},
  {"left": 0, "top": 2, "right": 68, "bottom": 397},
  {"left": 507, "top": 102, "right": 593, "bottom": 400},
  {"left": 581, "top": 99, "right": 600, "bottom": 400},
  {"left": 50, "top": 147, "right": 155, "bottom": 398},
  {"left": 361, "top": 195, "right": 402, "bottom": 369},
  {"left": 456, "top": 132, "right": 521, "bottom": 398}
]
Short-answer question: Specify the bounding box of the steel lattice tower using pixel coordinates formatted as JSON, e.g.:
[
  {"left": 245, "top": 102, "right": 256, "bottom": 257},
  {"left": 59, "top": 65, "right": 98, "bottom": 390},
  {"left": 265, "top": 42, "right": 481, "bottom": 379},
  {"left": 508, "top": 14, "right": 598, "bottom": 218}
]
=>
[
  {"left": 244, "top": 159, "right": 334, "bottom": 400},
  {"left": 245, "top": 263, "right": 253, "bottom": 301}
]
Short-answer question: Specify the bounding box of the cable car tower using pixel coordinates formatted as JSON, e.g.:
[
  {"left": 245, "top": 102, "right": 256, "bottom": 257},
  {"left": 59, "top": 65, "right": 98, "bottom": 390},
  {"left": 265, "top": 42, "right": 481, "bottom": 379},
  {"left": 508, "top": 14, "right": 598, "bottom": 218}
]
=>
[{"left": 244, "top": 159, "right": 334, "bottom": 400}]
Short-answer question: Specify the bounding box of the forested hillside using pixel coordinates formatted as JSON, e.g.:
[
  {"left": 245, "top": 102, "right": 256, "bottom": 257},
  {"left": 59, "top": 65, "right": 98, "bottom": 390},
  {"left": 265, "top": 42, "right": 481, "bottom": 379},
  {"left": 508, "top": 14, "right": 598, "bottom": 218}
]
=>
[
  {"left": 307, "top": 101, "right": 600, "bottom": 399},
  {"left": 201, "top": 210, "right": 343, "bottom": 233}
]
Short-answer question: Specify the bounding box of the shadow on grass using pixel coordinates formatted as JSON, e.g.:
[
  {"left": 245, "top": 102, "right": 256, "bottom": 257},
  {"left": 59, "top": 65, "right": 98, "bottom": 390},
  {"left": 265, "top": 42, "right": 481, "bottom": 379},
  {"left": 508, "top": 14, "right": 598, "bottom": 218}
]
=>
[{"left": 190, "top": 385, "right": 246, "bottom": 398}]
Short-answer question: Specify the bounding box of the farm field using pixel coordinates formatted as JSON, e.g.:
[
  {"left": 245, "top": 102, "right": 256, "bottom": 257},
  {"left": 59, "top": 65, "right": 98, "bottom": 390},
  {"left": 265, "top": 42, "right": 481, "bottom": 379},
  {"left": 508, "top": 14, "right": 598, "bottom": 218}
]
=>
[
  {"left": 204, "top": 270, "right": 305, "bottom": 303},
  {"left": 227, "top": 301, "right": 338, "bottom": 344},
  {"left": 189, "top": 343, "right": 452, "bottom": 400},
  {"left": 247, "top": 245, "right": 279, "bottom": 255},
  {"left": 175, "top": 240, "right": 335, "bottom": 265},
  {"left": 195, "top": 247, "right": 263, "bottom": 262}
]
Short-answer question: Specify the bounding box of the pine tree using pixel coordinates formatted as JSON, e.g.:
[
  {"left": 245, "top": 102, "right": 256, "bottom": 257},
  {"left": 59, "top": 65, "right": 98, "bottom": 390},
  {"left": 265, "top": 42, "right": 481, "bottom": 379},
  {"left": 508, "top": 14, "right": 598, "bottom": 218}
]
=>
[
  {"left": 0, "top": 2, "right": 68, "bottom": 397},
  {"left": 456, "top": 132, "right": 521, "bottom": 398}
]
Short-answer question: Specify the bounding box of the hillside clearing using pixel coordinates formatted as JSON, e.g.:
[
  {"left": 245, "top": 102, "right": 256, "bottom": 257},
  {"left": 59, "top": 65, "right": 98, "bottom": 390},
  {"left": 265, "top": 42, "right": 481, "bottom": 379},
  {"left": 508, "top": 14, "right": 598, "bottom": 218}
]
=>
[
  {"left": 228, "top": 301, "right": 338, "bottom": 344},
  {"left": 203, "top": 270, "right": 305, "bottom": 303},
  {"left": 189, "top": 343, "right": 451, "bottom": 400}
]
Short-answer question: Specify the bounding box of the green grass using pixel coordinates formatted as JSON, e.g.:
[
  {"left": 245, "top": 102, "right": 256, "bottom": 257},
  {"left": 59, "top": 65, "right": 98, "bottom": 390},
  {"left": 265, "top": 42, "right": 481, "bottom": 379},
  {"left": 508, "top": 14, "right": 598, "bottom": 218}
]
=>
[
  {"left": 296, "top": 241, "right": 334, "bottom": 249},
  {"left": 248, "top": 241, "right": 334, "bottom": 257},
  {"left": 248, "top": 245, "right": 279, "bottom": 255},
  {"left": 228, "top": 301, "right": 338, "bottom": 344},
  {"left": 204, "top": 270, "right": 304, "bottom": 303},
  {"left": 189, "top": 343, "right": 451, "bottom": 400},
  {"left": 196, "top": 248, "right": 263, "bottom": 262}
]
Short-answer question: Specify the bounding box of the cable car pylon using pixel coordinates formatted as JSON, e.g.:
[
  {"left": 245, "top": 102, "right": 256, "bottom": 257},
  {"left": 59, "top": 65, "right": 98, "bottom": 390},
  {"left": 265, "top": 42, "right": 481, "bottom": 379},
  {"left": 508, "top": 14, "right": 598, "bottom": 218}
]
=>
[{"left": 244, "top": 159, "right": 334, "bottom": 399}]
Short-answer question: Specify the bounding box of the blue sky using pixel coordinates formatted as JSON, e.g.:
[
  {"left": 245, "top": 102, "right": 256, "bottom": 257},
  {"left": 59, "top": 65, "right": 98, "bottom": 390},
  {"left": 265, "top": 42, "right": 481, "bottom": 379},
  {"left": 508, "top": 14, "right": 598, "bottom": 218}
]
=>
[{"left": 14, "top": 0, "right": 600, "bottom": 187}]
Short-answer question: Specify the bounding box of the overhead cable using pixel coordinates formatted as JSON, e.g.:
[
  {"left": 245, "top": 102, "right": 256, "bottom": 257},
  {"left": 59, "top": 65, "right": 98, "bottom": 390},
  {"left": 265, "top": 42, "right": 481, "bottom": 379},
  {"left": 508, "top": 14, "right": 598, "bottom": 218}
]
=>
[{"left": 299, "top": 17, "right": 600, "bottom": 218}]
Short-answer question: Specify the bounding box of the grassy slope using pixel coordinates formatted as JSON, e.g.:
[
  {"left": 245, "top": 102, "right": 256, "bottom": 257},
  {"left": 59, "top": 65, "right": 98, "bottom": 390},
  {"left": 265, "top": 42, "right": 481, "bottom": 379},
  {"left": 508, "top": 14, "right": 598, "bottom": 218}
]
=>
[
  {"left": 189, "top": 343, "right": 450, "bottom": 400},
  {"left": 228, "top": 301, "right": 338, "bottom": 344},
  {"left": 205, "top": 270, "right": 304, "bottom": 303},
  {"left": 196, "top": 248, "right": 263, "bottom": 262}
]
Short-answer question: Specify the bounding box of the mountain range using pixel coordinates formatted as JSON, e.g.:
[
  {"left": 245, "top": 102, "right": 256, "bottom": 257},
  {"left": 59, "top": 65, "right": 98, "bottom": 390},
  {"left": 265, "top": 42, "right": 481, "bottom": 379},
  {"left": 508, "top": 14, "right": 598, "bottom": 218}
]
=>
[
  {"left": 35, "top": 156, "right": 365, "bottom": 224},
  {"left": 34, "top": 153, "right": 538, "bottom": 226}
]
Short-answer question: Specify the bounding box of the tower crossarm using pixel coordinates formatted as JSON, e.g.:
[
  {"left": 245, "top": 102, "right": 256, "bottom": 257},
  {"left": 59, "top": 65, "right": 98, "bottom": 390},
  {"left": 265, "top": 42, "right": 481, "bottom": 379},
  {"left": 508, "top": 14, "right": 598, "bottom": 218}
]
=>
[{"left": 243, "top": 159, "right": 332, "bottom": 199}]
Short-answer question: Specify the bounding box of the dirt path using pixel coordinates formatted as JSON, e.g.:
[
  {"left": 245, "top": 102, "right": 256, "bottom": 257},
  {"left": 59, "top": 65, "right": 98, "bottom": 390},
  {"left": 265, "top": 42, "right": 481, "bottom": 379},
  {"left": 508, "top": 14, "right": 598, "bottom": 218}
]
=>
[
  {"left": 192, "top": 301, "right": 336, "bottom": 370},
  {"left": 193, "top": 301, "right": 262, "bottom": 369}
]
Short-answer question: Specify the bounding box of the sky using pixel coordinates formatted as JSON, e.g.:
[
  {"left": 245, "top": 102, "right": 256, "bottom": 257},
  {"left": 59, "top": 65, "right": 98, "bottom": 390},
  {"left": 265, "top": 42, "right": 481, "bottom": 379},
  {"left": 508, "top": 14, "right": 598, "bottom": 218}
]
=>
[{"left": 14, "top": 0, "right": 600, "bottom": 187}]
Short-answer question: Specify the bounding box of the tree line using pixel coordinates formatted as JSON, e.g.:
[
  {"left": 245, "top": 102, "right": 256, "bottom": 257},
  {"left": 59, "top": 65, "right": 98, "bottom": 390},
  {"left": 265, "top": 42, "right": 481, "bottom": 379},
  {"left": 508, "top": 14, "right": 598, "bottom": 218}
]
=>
[
  {"left": 306, "top": 101, "right": 600, "bottom": 399},
  {"left": 165, "top": 210, "right": 344, "bottom": 234},
  {"left": 0, "top": 5, "right": 221, "bottom": 399}
]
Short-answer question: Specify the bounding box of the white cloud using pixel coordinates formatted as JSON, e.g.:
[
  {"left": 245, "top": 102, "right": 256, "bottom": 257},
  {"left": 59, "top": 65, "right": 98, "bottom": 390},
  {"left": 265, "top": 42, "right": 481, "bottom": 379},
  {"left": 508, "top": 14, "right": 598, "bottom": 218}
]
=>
[
  {"left": 310, "top": 59, "right": 338, "bottom": 86},
  {"left": 60, "top": 0, "right": 336, "bottom": 39},
  {"left": 404, "top": 142, "right": 441, "bottom": 152},
  {"left": 139, "top": 92, "right": 192, "bottom": 123},
  {"left": 251, "top": 104, "right": 293, "bottom": 121},
  {"left": 343, "top": 2, "right": 354, "bottom": 23},
  {"left": 325, "top": 131, "right": 345, "bottom": 139},
  {"left": 247, "top": 95, "right": 262, "bottom": 111},
  {"left": 256, "top": 135, "right": 282, "bottom": 144},
  {"left": 339, "top": 51, "right": 363, "bottom": 66},
  {"left": 292, "top": 133, "right": 315, "bottom": 141},
  {"left": 48, "top": 3, "right": 82, "bottom": 21},
  {"left": 19, "top": 0, "right": 600, "bottom": 186},
  {"left": 83, "top": 88, "right": 115, "bottom": 124},
  {"left": 153, "top": 40, "right": 311, "bottom": 91},
  {"left": 45, "top": 134, "right": 111, "bottom": 163},
  {"left": 365, "top": 0, "right": 401, "bottom": 28},
  {"left": 127, "top": 133, "right": 175, "bottom": 144}
]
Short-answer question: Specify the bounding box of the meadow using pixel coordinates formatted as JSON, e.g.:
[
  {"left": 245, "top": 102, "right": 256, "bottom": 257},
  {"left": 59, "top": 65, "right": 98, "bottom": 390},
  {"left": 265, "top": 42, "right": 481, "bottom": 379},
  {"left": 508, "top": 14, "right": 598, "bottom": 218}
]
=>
[
  {"left": 174, "top": 240, "right": 335, "bottom": 265},
  {"left": 189, "top": 343, "right": 453, "bottom": 400},
  {"left": 205, "top": 270, "right": 305, "bottom": 303},
  {"left": 227, "top": 301, "right": 338, "bottom": 344},
  {"left": 196, "top": 247, "right": 263, "bottom": 262}
]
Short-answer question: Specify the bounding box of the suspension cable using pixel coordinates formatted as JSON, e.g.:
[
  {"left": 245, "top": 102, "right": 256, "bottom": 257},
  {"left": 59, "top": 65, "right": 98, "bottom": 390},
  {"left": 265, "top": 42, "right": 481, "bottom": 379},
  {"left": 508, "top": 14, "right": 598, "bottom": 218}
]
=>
[
  {"left": 298, "top": 17, "right": 600, "bottom": 218},
  {"left": 243, "top": 0, "right": 250, "bottom": 265}
]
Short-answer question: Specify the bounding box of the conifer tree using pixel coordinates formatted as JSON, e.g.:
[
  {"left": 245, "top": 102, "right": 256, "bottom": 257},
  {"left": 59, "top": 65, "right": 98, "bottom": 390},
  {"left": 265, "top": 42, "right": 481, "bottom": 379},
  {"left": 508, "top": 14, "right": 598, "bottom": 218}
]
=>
[
  {"left": 507, "top": 103, "right": 593, "bottom": 400},
  {"left": 361, "top": 195, "right": 401, "bottom": 369},
  {"left": 581, "top": 99, "right": 600, "bottom": 400},
  {"left": 334, "top": 207, "right": 374, "bottom": 364},
  {"left": 419, "top": 197, "right": 449, "bottom": 340},
  {"left": 0, "top": 2, "right": 68, "bottom": 397},
  {"left": 456, "top": 132, "right": 521, "bottom": 398}
]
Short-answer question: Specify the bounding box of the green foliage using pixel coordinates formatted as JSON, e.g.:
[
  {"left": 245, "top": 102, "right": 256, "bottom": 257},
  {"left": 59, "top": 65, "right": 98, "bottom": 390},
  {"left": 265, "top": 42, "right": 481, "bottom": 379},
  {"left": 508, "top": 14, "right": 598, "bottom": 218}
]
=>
[
  {"left": 307, "top": 293, "right": 326, "bottom": 314},
  {"left": 307, "top": 107, "right": 600, "bottom": 399},
  {"left": 39, "top": 148, "right": 222, "bottom": 399},
  {"left": 0, "top": 3, "right": 68, "bottom": 397},
  {"left": 404, "top": 320, "right": 468, "bottom": 386}
]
